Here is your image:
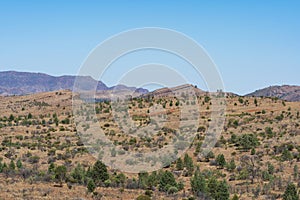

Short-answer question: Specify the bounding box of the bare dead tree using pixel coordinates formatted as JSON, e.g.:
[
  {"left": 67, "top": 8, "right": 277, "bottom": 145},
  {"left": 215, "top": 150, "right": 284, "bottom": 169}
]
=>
[{"left": 240, "top": 155, "right": 261, "bottom": 184}]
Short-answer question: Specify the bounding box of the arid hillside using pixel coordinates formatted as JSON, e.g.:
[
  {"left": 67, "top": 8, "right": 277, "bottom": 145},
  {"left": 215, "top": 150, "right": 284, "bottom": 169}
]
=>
[
  {"left": 246, "top": 85, "right": 300, "bottom": 102},
  {"left": 0, "top": 90, "right": 299, "bottom": 200}
]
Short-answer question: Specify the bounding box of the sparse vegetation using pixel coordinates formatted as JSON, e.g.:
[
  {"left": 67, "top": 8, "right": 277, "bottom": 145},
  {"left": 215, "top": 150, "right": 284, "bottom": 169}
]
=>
[{"left": 0, "top": 91, "right": 299, "bottom": 199}]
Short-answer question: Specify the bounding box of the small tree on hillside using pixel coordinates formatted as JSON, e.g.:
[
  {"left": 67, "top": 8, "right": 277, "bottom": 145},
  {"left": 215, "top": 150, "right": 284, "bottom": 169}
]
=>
[
  {"left": 55, "top": 165, "right": 67, "bottom": 186},
  {"left": 16, "top": 159, "right": 23, "bottom": 169},
  {"left": 232, "top": 194, "right": 239, "bottom": 200},
  {"left": 226, "top": 159, "right": 236, "bottom": 172},
  {"left": 240, "top": 155, "right": 260, "bottom": 184},
  {"left": 207, "top": 176, "right": 217, "bottom": 196},
  {"left": 254, "top": 98, "right": 258, "bottom": 106},
  {"left": 176, "top": 157, "right": 183, "bottom": 170},
  {"left": 147, "top": 171, "right": 158, "bottom": 189},
  {"left": 91, "top": 160, "right": 109, "bottom": 186},
  {"left": 238, "top": 134, "right": 259, "bottom": 151},
  {"left": 71, "top": 163, "right": 85, "bottom": 184},
  {"left": 281, "top": 148, "right": 293, "bottom": 161},
  {"left": 48, "top": 162, "right": 55, "bottom": 173},
  {"left": 215, "top": 180, "right": 230, "bottom": 200},
  {"left": 207, "top": 177, "right": 230, "bottom": 200},
  {"left": 293, "top": 165, "right": 299, "bottom": 180},
  {"left": 283, "top": 183, "right": 299, "bottom": 200},
  {"left": 190, "top": 168, "right": 206, "bottom": 197},
  {"left": 184, "top": 154, "right": 194, "bottom": 176},
  {"left": 87, "top": 179, "right": 96, "bottom": 193},
  {"left": 9, "top": 160, "right": 15, "bottom": 171},
  {"left": 136, "top": 195, "right": 151, "bottom": 200},
  {"left": 138, "top": 171, "right": 149, "bottom": 189},
  {"left": 159, "top": 171, "right": 177, "bottom": 192},
  {"left": 216, "top": 154, "right": 226, "bottom": 169}
]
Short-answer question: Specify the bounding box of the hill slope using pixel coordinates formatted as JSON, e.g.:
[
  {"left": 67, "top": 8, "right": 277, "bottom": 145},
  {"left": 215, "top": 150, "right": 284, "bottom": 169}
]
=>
[
  {"left": 246, "top": 85, "right": 300, "bottom": 102},
  {"left": 0, "top": 90, "right": 299, "bottom": 199}
]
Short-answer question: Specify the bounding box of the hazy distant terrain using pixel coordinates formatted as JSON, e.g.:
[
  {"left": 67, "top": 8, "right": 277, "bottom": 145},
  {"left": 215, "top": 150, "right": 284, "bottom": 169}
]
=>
[
  {"left": 0, "top": 71, "right": 148, "bottom": 96},
  {"left": 1, "top": 71, "right": 299, "bottom": 103}
]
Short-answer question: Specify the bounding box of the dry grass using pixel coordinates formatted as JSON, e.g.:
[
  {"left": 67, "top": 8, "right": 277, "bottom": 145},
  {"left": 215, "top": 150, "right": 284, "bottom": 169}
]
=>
[{"left": 0, "top": 90, "right": 299, "bottom": 199}]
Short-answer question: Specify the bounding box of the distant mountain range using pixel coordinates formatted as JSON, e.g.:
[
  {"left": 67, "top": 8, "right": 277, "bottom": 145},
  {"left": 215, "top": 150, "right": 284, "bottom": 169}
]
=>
[
  {"left": 0, "top": 71, "right": 299, "bottom": 101},
  {"left": 246, "top": 85, "right": 300, "bottom": 102},
  {"left": 0, "top": 71, "right": 148, "bottom": 96}
]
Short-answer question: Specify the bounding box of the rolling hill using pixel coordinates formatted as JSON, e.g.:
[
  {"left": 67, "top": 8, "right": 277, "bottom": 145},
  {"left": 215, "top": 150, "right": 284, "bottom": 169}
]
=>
[{"left": 246, "top": 85, "right": 300, "bottom": 102}]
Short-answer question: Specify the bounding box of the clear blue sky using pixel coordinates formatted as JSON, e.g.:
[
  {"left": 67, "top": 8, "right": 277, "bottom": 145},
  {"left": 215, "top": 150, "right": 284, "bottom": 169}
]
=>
[{"left": 0, "top": 1, "right": 299, "bottom": 94}]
